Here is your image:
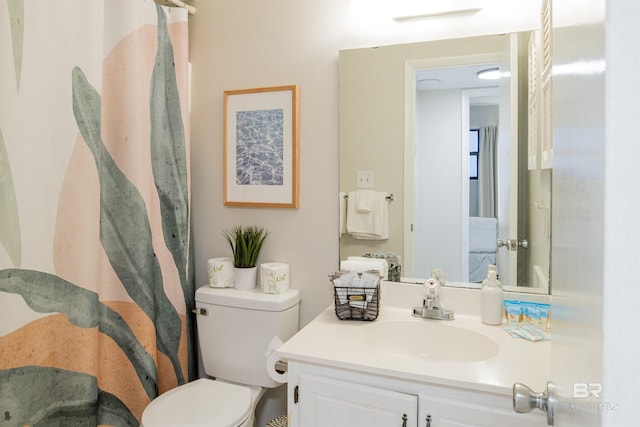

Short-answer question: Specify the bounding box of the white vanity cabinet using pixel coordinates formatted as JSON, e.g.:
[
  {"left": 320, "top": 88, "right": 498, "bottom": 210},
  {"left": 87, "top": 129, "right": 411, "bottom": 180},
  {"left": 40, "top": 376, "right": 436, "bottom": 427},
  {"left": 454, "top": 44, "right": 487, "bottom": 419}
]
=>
[
  {"left": 287, "top": 362, "right": 546, "bottom": 427},
  {"left": 278, "top": 287, "right": 551, "bottom": 427},
  {"left": 297, "top": 373, "right": 417, "bottom": 427}
]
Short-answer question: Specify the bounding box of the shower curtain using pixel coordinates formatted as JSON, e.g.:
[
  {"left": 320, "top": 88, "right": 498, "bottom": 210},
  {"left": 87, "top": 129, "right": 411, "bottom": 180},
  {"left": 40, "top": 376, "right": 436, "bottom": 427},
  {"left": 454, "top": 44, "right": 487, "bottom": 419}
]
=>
[
  {"left": 478, "top": 125, "right": 498, "bottom": 218},
  {"left": 0, "top": 1, "right": 195, "bottom": 425}
]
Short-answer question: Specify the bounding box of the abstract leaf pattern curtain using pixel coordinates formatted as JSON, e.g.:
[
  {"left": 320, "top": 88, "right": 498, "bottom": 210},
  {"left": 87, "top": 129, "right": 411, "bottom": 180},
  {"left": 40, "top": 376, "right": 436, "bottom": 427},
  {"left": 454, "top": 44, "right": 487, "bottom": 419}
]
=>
[{"left": 0, "top": 2, "right": 194, "bottom": 425}]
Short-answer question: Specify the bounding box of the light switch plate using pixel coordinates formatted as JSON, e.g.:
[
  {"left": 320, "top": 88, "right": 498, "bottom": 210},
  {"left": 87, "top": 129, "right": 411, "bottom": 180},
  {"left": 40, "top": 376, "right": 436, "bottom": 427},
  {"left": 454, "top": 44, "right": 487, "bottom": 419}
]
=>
[{"left": 357, "top": 170, "right": 374, "bottom": 188}]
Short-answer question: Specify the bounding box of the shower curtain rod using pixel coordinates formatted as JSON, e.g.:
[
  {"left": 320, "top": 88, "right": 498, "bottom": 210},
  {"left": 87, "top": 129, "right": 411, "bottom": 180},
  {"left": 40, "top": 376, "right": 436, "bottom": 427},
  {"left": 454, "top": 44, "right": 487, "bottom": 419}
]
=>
[{"left": 154, "top": 0, "right": 196, "bottom": 15}]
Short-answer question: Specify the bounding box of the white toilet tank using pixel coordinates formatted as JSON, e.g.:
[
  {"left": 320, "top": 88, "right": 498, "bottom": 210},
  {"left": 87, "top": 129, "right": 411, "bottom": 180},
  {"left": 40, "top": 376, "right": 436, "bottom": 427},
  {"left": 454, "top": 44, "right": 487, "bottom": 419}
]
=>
[{"left": 195, "top": 286, "right": 300, "bottom": 388}]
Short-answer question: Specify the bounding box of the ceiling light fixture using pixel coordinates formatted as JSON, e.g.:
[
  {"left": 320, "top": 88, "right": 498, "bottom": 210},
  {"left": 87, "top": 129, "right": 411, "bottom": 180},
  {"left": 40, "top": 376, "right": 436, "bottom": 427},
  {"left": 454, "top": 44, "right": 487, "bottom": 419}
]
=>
[
  {"left": 418, "top": 78, "right": 441, "bottom": 84},
  {"left": 477, "top": 68, "right": 500, "bottom": 80},
  {"left": 416, "top": 78, "right": 441, "bottom": 90},
  {"left": 392, "top": 0, "right": 481, "bottom": 21},
  {"left": 394, "top": 7, "right": 481, "bottom": 21}
]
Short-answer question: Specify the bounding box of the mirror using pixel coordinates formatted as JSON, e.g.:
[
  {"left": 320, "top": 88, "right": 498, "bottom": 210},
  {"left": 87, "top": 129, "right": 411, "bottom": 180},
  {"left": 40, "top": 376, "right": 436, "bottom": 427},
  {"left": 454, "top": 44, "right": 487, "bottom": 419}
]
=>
[{"left": 339, "top": 32, "right": 551, "bottom": 294}]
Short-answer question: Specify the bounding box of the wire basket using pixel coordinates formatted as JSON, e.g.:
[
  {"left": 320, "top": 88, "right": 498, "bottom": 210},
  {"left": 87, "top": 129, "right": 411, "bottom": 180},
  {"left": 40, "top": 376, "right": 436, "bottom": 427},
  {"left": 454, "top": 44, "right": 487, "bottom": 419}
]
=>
[
  {"left": 333, "top": 284, "right": 380, "bottom": 321},
  {"left": 330, "top": 270, "right": 381, "bottom": 321}
]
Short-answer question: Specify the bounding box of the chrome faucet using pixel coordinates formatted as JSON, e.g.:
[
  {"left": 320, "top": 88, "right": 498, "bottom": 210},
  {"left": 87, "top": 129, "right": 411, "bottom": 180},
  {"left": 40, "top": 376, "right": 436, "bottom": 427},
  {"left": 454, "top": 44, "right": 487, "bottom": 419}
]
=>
[{"left": 412, "top": 278, "right": 454, "bottom": 320}]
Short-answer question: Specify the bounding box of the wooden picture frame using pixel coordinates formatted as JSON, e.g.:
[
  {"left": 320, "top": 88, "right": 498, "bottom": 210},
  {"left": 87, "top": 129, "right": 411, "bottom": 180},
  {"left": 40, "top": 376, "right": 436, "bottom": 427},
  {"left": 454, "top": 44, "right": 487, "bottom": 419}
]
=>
[{"left": 223, "top": 85, "right": 300, "bottom": 208}]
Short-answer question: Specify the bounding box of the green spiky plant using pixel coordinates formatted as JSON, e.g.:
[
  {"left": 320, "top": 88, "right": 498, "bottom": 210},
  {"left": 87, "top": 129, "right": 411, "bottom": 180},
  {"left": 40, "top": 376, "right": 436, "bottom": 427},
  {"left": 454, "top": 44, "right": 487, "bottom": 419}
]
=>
[{"left": 222, "top": 226, "right": 270, "bottom": 268}]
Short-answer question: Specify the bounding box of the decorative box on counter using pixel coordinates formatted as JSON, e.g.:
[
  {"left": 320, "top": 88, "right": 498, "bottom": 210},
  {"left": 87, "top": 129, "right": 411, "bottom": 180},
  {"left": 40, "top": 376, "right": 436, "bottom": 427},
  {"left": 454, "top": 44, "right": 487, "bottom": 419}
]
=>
[{"left": 330, "top": 270, "right": 381, "bottom": 321}]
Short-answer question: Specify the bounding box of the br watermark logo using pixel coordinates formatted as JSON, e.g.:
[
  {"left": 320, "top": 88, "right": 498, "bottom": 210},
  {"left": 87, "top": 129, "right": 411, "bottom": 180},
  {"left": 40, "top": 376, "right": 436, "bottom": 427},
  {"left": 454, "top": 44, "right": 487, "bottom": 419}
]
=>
[
  {"left": 573, "top": 383, "right": 602, "bottom": 399},
  {"left": 569, "top": 383, "right": 618, "bottom": 411}
]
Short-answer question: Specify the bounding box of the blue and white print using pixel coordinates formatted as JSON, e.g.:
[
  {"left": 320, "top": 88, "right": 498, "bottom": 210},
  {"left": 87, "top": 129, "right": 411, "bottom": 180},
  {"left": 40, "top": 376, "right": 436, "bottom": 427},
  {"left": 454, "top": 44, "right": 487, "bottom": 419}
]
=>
[{"left": 235, "top": 108, "right": 284, "bottom": 186}]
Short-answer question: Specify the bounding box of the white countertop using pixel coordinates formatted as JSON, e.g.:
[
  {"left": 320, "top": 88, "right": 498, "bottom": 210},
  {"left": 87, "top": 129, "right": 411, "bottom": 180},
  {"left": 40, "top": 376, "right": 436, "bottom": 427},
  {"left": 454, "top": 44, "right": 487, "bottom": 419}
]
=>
[{"left": 277, "top": 282, "right": 551, "bottom": 396}]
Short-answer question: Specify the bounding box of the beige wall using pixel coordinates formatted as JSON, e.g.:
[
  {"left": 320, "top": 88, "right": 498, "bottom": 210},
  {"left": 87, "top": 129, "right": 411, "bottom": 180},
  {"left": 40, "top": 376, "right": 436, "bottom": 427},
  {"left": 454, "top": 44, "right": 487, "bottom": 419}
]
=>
[
  {"left": 188, "top": 1, "right": 544, "bottom": 424},
  {"left": 189, "top": 0, "right": 542, "bottom": 329}
]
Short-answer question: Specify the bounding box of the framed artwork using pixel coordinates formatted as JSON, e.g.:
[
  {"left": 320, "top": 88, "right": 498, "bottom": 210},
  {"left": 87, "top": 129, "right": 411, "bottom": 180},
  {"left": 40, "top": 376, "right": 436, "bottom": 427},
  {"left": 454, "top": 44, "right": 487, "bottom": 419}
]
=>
[{"left": 223, "top": 85, "right": 300, "bottom": 208}]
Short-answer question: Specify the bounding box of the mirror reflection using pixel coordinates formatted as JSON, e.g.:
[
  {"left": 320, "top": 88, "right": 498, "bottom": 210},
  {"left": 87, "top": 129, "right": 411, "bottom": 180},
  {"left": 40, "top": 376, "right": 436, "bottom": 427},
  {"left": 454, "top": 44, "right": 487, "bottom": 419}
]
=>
[{"left": 339, "top": 32, "right": 551, "bottom": 294}]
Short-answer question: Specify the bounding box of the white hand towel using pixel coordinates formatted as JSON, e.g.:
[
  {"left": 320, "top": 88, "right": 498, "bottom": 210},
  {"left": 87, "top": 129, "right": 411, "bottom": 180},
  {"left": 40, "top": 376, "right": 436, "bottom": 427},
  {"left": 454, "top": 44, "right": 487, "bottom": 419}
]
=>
[
  {"left": 351, "top": 209, "right": 389, "bottom": 240},
  {"left": 355, "top": 189, "right": 375, "bottom": 213},
  {"left": 346, "top": 191, "right": 388, "bottom": 240}
]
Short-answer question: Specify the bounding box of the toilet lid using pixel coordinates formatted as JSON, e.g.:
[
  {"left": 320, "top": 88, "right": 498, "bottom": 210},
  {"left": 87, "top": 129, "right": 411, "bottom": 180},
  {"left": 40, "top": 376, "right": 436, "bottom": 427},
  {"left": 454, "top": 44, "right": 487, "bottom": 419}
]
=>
[{"left": 142, "top": 379, "right": 252, "bottom": 427}]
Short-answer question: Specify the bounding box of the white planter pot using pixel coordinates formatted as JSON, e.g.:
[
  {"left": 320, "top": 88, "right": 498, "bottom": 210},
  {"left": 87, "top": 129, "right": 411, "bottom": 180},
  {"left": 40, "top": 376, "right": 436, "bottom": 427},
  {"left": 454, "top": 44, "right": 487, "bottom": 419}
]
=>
[{"left": 234, "top": 266, "right": 258, "bottom": 290}]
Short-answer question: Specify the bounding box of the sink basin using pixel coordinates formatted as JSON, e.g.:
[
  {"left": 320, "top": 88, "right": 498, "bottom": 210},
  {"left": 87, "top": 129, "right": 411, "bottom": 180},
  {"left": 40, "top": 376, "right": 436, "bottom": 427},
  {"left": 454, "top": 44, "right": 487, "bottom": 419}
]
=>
[{"left": 364, "top": 320, "right": 499, "bottom": 363}]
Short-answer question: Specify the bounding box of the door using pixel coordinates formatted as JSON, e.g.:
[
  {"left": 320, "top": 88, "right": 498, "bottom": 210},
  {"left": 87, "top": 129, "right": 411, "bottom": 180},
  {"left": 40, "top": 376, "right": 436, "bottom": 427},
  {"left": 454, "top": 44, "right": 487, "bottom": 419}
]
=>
[
  {"left": 495, "top": 32, "right": 519, "bottom": 287},
  {"left": 298, "top": 373, "right": 417, "bottom": 427},
  {"left": 513, "top": 2, "right": 608, "bottom": 426}
]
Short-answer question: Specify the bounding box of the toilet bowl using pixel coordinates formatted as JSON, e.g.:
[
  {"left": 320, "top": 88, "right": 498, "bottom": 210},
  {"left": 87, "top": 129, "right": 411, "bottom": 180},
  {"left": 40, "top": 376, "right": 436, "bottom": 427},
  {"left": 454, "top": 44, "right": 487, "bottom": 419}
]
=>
[{"left": 141, "top": 286, "right": 300, "bottom": 427}]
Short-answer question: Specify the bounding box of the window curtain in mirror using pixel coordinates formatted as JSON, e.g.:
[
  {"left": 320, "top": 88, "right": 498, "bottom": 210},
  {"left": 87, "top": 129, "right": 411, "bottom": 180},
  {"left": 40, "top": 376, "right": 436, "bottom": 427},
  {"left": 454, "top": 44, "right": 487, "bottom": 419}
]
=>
[
  {"left": 478, "top": 125, "right": 498, "bottom": 218},
  {"left": 0, "top": 2, "right": 194, "bottom": 425}
]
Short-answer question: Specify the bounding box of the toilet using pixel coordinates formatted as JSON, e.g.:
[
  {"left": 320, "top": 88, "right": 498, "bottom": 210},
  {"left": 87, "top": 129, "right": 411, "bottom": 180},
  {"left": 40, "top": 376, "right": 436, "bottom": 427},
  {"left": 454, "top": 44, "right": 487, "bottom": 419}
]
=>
[{"left": 141, "top": 285, "right": 301, "bottom": 427}]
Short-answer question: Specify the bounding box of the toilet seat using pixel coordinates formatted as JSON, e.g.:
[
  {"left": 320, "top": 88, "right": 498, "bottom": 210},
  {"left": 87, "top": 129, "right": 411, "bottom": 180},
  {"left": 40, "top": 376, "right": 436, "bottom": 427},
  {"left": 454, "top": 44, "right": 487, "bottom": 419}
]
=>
[{"left": 141, "top": 378, "right": 252, "bottom": 427}]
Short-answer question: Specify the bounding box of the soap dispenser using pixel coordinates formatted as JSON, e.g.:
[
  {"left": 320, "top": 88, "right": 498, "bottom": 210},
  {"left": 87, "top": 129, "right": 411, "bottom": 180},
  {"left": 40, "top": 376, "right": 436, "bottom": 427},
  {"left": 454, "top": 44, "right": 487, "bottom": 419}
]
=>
[
  {"left": 480, "top": 264, "right": 497, "bottom": 288},
  {"left": 481, "top": 266, "right": 503, "bottom": 325}
]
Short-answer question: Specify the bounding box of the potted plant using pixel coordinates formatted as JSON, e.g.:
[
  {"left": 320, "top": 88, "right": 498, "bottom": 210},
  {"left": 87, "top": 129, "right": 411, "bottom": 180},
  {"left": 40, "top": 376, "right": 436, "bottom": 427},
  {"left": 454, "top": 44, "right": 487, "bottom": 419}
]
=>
[{"left": 222, "top": 225, "right": 269, "bottom": 289}]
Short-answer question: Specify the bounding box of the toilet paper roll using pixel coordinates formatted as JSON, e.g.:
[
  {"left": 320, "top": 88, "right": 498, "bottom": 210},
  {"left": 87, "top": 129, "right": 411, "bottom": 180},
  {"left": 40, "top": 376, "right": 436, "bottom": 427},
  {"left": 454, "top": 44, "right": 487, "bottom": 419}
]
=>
[
  {"left": 265, "top": 336, "right": 287, "bottom": 384},
  {"left": 207, "top": 257, "right": 235, "bottom": 288},
  {"left": 259, "top": 262, "right": 290, "bottom": 294}
]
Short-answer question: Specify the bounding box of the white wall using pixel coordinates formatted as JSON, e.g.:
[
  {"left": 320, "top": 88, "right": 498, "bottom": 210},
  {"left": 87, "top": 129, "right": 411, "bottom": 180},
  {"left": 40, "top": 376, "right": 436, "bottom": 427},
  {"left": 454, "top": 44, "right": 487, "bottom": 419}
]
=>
[
  {"left": 470, "top": 104, "right": 499, "bottom": 128},
  {"left": 414, "top": 89, "right": 463, "bottom": 280}
]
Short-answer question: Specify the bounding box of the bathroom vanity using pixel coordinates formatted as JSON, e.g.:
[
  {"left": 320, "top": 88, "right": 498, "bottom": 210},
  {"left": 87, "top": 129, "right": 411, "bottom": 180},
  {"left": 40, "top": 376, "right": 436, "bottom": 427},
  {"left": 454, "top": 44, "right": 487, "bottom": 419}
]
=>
[{"left": 277, "top": 282, "right": 550, "bottom": 427}]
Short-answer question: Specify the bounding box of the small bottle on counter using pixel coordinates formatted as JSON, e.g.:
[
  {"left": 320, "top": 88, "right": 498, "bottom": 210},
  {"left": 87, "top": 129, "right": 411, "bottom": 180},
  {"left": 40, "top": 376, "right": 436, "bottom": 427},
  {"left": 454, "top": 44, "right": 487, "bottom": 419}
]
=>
[{"left": 481, "top": 267, "right": 503, "bottom": 325}]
